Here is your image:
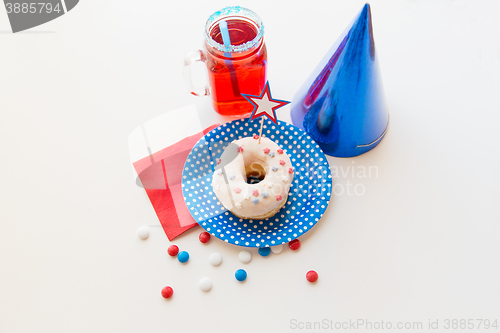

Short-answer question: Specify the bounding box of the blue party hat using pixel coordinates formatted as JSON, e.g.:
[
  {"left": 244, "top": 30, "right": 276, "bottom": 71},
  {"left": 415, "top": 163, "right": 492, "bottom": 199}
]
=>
[{"left": 290, "top": 3, "right": 389, "bottom": 157}]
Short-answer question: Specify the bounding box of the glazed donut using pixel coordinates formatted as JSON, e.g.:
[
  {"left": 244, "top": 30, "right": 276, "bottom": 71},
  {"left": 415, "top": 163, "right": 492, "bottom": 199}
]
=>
[{"left": 212, "top": 135, "right": 294, "bottom": 219}]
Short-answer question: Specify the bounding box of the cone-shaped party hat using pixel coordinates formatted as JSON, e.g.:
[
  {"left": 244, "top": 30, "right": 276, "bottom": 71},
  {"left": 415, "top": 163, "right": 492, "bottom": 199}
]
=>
[{"left": 290, "top": 3, "right": 389, "bottom": 157}]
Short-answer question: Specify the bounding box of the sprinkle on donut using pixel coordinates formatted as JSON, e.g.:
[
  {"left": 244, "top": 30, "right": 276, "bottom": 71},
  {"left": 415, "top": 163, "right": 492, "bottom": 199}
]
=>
[
  {"left": 289, "top": 168, "right": 294, "bottom": 174},
  {"left": 211, "top": 136, "right": 294, "bottom": 220}
]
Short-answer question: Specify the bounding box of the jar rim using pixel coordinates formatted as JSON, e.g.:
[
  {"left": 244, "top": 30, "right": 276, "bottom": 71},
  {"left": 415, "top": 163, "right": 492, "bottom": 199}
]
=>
[{"left": 205, "top": 6, "right": 264, "bottom": 54}]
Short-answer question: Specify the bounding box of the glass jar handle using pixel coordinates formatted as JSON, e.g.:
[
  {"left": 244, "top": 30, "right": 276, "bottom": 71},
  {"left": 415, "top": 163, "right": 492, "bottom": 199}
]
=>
[{"left": 183, "top": 50, "right": 210, "bottom": 96}]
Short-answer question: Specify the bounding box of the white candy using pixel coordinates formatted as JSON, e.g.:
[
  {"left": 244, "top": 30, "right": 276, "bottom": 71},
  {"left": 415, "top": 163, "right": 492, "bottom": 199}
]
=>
[
  {"left": 209, "top": 252, "right": 222, "bottom": 266},
  {"left": 199, "top": 277, "right": 212, "bottom": 292},
  {"left": 271, "top": 244, "right": 283, "bottom": 254},
  {"left": 137, "top": 226, "right": 149, "bottom": 240},
  {"left": 238, "top": 250, "right": 252, "bottom": 263}
]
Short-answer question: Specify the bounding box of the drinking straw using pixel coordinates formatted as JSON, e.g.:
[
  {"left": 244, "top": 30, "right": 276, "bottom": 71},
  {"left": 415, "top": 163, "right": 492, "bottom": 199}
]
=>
[{"left": 219, "top": 20, "right": 241, "bottom": 97}]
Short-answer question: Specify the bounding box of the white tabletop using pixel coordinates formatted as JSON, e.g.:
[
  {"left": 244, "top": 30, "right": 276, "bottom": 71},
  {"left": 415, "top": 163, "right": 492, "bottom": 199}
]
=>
[{"left": 1, "top": 1, "right": 500, "bottom": 332}]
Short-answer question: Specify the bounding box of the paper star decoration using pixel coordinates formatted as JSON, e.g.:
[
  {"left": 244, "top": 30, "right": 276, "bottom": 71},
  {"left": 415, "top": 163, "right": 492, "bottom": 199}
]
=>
[{"left": 242, "top": 82, "right": 290, "bottom": 125}]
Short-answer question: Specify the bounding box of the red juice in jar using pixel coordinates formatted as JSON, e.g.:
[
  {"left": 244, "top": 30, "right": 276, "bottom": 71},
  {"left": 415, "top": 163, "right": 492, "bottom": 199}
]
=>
[
  {"left": 201, "top": 7, "right": 267, "bottom": 117},
  {"left": 205, "top": 18, "right": 267, "bottom": 116}
]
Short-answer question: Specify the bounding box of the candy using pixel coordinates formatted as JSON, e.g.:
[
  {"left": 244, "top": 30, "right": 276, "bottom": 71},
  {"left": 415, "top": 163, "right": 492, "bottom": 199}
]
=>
[
  {"left": 137, "top": 226, "right": 149, "bottom": 240},
  {"left": 279, "top": 160, "right": 285, "bottom": 166},
  {"left": 262, "top": 192, "right": 269, "bottom": 198},
  {"left": 258, "top": 247, "right": 271, "bottom": 257},
  {"left": 167, "top": 245, "right": 179, "bottom": 257},
  {"left": 237, "top": 146, "right": 244, "bottom": 152},
  {"left": 253, "top": 134, "right": 259, "bottom": 139},
  {"left": 277, "top": 149, "right": 283, "bottom": 154},
  {"left": 161, "top": 286, "right": 173, "bottom": 299},
  {"left": 235, "top": 269, "right": 247, "bottom": 282},
  {"left": 252, "top": 198, "right": 259, "bottom": 205},
  {"left": 263, "top": 148, "right": 270, "bottom": 154},
  {"left": 306, "top": 270, "right": 318, "bottom": 283},
  {"left": 229, "top": 174, "right": 235, "bottom": 180},
  {"left": 288, "top": 239, "right": 301, "bottom": 250},
  {"left": 239, "top": 250, "right": 251, "bottom": 263},
  {"left": 276, "top": 195, "right": 283, "bottom": 201},
  {"left": 199, "top": 277, "right": 212, "bottom": 292},
  {"left": 209, "top": 252, "right": 222, "bottom": 266},
  {"left": 234, "top": 187, "right": 241, "bottom": 193},
  {"left": 271, "top": 166, "right": 278, "bottom": 172},
  {"left": 199, "top": 232, "right": 211, "bottom": 243},
  {"left": 269, "top": 152, "right": 275, "bottom": 157},
  {"left": 178, "top": 251, "right": 189, "bottom": 263},
  {"left": 289, "top": 168, "right": 294, "bottom": 174},
  {"left": 271, "top": 244, "right": 283, "bottom": 254},
  {"left": 252, "top": 190, "right": 259, "bottom": 196}
]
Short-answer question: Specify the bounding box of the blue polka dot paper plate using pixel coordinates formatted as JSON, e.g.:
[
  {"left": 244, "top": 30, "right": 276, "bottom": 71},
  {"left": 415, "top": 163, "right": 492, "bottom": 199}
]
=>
[{"left": 181, "top": 119, "right": 332, "bottom": 248}]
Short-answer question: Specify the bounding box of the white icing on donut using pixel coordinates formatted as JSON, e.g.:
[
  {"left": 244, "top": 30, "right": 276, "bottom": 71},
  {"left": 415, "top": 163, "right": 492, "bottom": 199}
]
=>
[{"left": 212, "top": 136, "right": 294, "bottom": 219}]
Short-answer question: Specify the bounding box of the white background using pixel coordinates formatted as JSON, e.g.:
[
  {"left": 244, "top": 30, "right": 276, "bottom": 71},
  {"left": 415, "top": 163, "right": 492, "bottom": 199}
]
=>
[{"left": 1, "top": 0, "right": 500, "bottom": 332}]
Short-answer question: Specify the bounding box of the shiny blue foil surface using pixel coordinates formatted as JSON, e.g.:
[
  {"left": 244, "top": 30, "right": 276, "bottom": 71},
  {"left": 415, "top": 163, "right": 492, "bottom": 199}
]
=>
[{"left": 291, "top": 4, "right": 389, "bottom": 157}]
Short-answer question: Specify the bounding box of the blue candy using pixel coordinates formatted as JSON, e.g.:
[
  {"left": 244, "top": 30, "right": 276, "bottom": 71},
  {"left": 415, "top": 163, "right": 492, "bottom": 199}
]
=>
[
  {"left": 235, "top": 269, "right": 247, "bottom": 282},
  {"left": 258, "top": 247, "right": 271, "bottom": 257},
  {"left": 178, "top": 251, "right": 189, "bottom": 263}
]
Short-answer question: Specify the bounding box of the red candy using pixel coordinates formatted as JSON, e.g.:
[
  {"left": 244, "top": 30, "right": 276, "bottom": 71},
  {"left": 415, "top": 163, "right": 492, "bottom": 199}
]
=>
[
  {"left": 253, "top": 134, "right": 259, "bottom": 139},
  {"left": 276, "top": 195, "right": 282, "bottom": 201},
  {"left": 253, "top": 190, "right": 259, "bottom": 196},
  {"left": 306, "top": 270, "right": 318, "bottom": 283},
  {"left": 199, "top": 232, "right": 211, "bottom": 243},
  {"left": 237, "top": 146, "right": 244, "bottom": 153},
  {"left": 279, "top": 160, "right": 285, "bottom": 166},
  {"left": 234, "top": 187, "right": 241, "bottom": 193},
  {"left": 288, "top": 239, "right": 301, "bottom": 250},
  {"left": 277, "top": 149, "right": 283, "bottom": 154},
  {"left": 216, "top": 158, "right": 221, "bottom": 165},
  {"left": 167, "top": 245, "right": 179, "bottom": 257},
  {"left": 289, "top": 168, "right": 294, "bottom": 174},
  {"left": 263, "top": 148, "right": 270, "bottom": 154},
  {"left": 161, "top": 286, "right": 174, "bottom": 299}
]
